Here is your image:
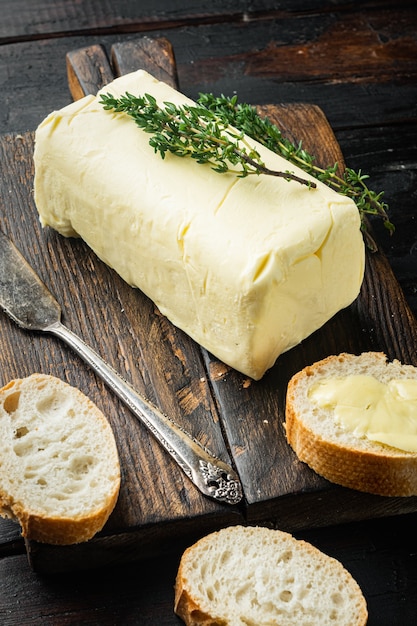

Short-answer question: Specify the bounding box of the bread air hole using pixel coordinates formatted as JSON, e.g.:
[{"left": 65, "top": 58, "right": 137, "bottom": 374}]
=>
[
  {"left": 219, "top": 549, "right": 232, "bottom": 565},
  {"left": 331, "top": 592, "right": 343, "bottom": 606},
  {"left": 23, "top": 469, "right": 38, "bottom": 480},
  {"left": 13, "top": 441, "right": 40, "bottom": 457},
  {"left": 70, "top": 455, "right": 95, "bottom": 478},
  {"left": 36, "top": 391, "right": 74, "bottom": 419},
  {"left": 279, "top": 589, "right": 293, "bottom": 603},
  {"left": 3, "top": 391, "right": 21, "bottom": 414},
  {"left": 35, "top": 393, "right": 59, "bottom": 414},
  {"left": 14, "top": 426, "right": 29, "bottom": 438},
  {"left": 281, "top": 550, "right": 293, "bottom": 563},
  {"left": 49, "top": 492, "right": 72, "bottom": 501},
  {"left": 235, "top": 582, "right": 252, "bottom": 602}
]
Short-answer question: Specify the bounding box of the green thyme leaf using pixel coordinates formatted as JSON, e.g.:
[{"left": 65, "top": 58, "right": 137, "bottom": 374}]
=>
[
  {"left": 99, "top": 92, "right": 315, "bottom": 188},
  {"left": 198, "top": 93, "right": 393, "bottom": 250},
  {"left": 100, "top": 91, "right": 393, "bottom": 250}
]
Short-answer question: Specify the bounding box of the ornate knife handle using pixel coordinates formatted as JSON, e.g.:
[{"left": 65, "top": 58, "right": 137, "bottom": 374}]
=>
[{"left": 46, "top": 320, "right": 243, "bottom": 505}]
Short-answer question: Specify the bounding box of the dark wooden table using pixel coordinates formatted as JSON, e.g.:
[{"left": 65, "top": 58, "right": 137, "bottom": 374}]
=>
[{"left": 0, "top": 1, "right": 416, "bottom": 624}]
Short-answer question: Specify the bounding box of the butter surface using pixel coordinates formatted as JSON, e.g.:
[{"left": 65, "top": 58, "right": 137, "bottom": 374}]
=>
[
  {"left": 309, "top": 375, "right": 417, "bottom": 451},
  {"left": 33, "top": 70, "right": 365, "bottom": 379}
]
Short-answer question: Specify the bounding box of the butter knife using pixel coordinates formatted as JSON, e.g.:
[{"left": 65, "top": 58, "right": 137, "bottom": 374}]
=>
[{"left": 0, "top": 230, "right": 243, "bottom": 505}]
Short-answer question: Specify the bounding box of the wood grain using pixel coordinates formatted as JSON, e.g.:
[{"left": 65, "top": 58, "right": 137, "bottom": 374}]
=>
[
  {"left": 111, "top": 37, "right": 179, "bottom": 89},
  {"left": 2, "top": 37, "right": 417, "bottom": 573},
  {"left": 3, "top": 1, "right": 396, "bottom": 42},
  {"left": 1, "top": 11, "right": 416, "bottom": 133},
  {"left": 0, "top": 131, "right": 243, "bottom": 572},
  {"left": 2, "top": 511, "right": 416, "bottom": 626},
  {"left": 1, "top": 3, "right": 416, "bottom": 621},
  {"left": 66, "top": 44, "right": 114, "bottom": 100}
]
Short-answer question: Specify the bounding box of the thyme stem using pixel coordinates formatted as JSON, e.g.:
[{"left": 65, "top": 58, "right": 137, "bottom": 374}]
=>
[
  {"left": 198, "top": 93, "right": 394, "bottom": 250},
  {"left": 100, "top": 92, "right": 315, "bottom": 188}
]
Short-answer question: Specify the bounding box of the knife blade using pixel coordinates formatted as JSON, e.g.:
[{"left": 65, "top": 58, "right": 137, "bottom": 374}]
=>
[{"left": 0, "top": 230, "right": 243, "bottom": 505}]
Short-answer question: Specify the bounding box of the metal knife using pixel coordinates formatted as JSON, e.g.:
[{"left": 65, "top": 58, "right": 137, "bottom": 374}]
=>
[{"left": 0, "top": 230, "right": 243, "bottom": 505}]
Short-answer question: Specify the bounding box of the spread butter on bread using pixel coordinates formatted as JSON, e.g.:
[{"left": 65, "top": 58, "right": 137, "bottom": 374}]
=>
[
  {"left": 33, "top": 70, "right": 365, "bottom": 380},
  {"left": 174, "top": 525, "right": 368, "bottom": 625},
  {"left": 285, "top": 352, "right": 417, "bottom": 496},
  {"left": 0, "top": 374, "right": 120, "bottom": 544}
]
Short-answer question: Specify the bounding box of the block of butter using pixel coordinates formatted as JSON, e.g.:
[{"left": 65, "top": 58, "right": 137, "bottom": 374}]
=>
[{"left": 33, "top": 70, "right": 365, "bottom": 380}]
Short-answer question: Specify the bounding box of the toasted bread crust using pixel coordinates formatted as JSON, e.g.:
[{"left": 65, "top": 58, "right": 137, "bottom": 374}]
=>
[
  {"left": 285, "top": 352, "right": 417, "bottom": 496},
  {"left": 9, "top": 489, "right": 120, "bottom": 544},
  {"left": 175, "top": 584, "right": 226, "bottom": 626}
]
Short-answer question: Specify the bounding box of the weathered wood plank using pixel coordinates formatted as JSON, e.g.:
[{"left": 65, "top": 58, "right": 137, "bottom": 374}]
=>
[
  {"left": 0, "top": 519, "right": 24, "bottom": 558},
  {"left": 1, "top": 1, "right": 407, "bottom": 42},
  {"left": 111, "top": 37, "right": 179, "bottom": 89},
  {"left": 2, "top": 38, "right": 417, "bottom": 572},
  {"left": 2, "top": 512, "right": 417, "bottom": 625},
  {"left": 237, "top": 10, "right": 417, "bottom": 83},
  {"left": 0, "top": 130, "right": 244, "bottom": 572},
  {"left": 0, "top": 0, "right": 241, "bottom": 41},
  {"left": 66, "top": 44, "right": 114, "bottom": 100},
  {"left": 0, "top": 38, "right": 245, "bottom": 574},
  {"left": 0, "top": 3, "right": 416, "bottom": 622},
  {"left": 1, "top": 13, "right": 416, "bottom": 133}
]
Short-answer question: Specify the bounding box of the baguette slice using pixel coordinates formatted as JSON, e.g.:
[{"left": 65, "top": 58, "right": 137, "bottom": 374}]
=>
[
  {"left": 285, "top": 352, "right": 417, "bottom": 496},
  {"left": 174, "top": 525, "right": 368, "bottom": 626},
  {"left": 0, "top": 374, "right": 120, "bottom": 544}
]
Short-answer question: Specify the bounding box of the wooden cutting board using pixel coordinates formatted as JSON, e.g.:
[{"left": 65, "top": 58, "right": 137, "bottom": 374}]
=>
[{"left": 1, "top": 37, "right": 417, "bottom": 573}]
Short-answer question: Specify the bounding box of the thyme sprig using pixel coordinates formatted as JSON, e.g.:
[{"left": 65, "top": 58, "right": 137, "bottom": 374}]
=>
[
  {"left": 100, "top": 91, "right": 393, "bottom": 251},
  {"left": 100, "top": 92, "right": 315, "bottom": 188},
  {"left": 199, "top": 93, "right": 394, "bottom": 250}
]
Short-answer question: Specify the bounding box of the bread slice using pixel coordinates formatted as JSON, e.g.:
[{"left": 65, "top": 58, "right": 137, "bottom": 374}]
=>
[
  {"left": 174, "top": 525, "right": 368, "bottom": 626},
  {"left": 285, "top": 352, "right": 417, "bottom": 496},
  {"left": 0, "top": 374, "right": 120, "bottom": 544}
]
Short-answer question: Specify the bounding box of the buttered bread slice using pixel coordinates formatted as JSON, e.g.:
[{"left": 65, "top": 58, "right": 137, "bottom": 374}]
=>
[
  {"left": 34, "top": 70, "right": 365, "bottom": 380},
  {"left": 285, "top": 352, "right": 417, "bottom": 496}
]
